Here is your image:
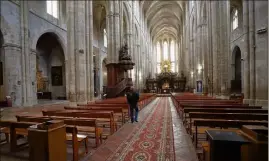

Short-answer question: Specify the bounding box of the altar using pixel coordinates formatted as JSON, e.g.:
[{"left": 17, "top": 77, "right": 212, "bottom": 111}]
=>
[
  {"left": 144, "top": 60, "right": 187, "bottom": 93},
  {"left": 161, "top": 89, "right": 171, "bottom": 94}
]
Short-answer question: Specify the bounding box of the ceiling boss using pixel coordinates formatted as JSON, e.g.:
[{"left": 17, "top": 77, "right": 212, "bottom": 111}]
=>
[{"left": 160, "top": 60, "right": 171, "bottom": 73}]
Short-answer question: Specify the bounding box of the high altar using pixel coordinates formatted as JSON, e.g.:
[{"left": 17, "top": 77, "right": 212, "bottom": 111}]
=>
[{"left": 144, "top": 60, "right": 187, "bottom": 93}]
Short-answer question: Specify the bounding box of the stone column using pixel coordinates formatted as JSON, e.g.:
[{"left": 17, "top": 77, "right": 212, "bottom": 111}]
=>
[
  {"left": 136, "top": 44, "right": 140, "bottom": 89},
  {"left": 242, "top": 0, "right": 250, "bottom": 100},
  {"left": 2, "top": 44, "right": 23, "bottom": 106},
  {"left": 106, "top": 1, "right": 119, "bottom": 87},
  {"left": 30, "top": 49, "right": 38, "bottom": 105},
  {"left": 20, "top": 1, "right": 32, "bottom": 106},
  {"left": 211, "top": 1, "right": 220, "bottom": 95},
  {"left": 207, "top": 1, "right": 213, "bottom": 95},
  {"left": 248, "top": 0, "right": 255, "bottom": 102},
  {"left": 67, "top": 1, "right": 76, "bottom": 104},
  {"left": 219, "top": 1, "right": 229, "bottom": 95},
  {"left": 86, "top": 1, "right": 94, "bottom": 101},
  {"left": 202, "top": 23, "right": 209, "bottom": 94},
  {"left": 125, "top": 32, "right": 132, "bottom": 78},
  {"left": 67, "top": 1, "right": 88, "bottom": 105},
  {"left": 114, "top": 1, "right": 120, "bottom": 63}
]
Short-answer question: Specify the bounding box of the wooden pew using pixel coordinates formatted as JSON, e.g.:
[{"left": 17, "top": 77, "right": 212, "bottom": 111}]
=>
[
  {"left": 17, "top": 115, "right": 102, "bottom": 148},
  {"left": 193, "top": 119, "right": 268, "bottom": 148},
  {"left": 183, "top": 108, "right": 268, "bottom": 123},
  {"left": 188, "top": 112, "right": 268, "bottom": 134},
  {"left": 0, "top": 121, "right": 36, "bottom": 152},
  {"left": 179, "top": 104, "right": 261, "bottom": 119},
  {"left": 76, "top": 104, "right": 129, "bottom": 122},
  {"left": 42, "top": 110, "right": 116, "bottom": 135},
  {"left": 64, "top": 106, "right": 125, "bottom": 124}
]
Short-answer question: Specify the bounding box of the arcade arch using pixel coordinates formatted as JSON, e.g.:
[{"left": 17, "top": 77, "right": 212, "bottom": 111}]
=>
[{"left": 36, "top": 32, "right": 66, "bottom": 100}]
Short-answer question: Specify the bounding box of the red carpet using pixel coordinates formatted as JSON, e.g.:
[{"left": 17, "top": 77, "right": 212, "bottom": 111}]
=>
[{"left": 107, "top": 97, "right": 175, "bottom": 161}]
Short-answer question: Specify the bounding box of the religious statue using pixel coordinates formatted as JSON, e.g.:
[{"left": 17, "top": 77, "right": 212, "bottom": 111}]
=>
[
  {"left": 118, "top": 43, "right": 135, "bottom": 71},
  {"left": 119, "top": 44, "right": 131, "bottom": 60}
]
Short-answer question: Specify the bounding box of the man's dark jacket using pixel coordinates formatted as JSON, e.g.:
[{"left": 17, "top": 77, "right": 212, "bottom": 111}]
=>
[{"left": 126, "top": 92, "right": 139, "bottom": 108}]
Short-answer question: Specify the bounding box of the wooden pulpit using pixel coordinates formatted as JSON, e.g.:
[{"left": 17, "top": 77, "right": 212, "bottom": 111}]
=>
[{"left": 28, "top": 120, "right": 67, "bottom": 161}]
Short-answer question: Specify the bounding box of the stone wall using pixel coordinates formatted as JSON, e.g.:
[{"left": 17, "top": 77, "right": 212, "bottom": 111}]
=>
[
  {"left": 0, "top": 0, "right": 67, "bottom": 106},
  {"left": 184, "top": 1, "right": 268, "bottom": 106},
  {"left": 1, "top": 1, "right": 23, "bottom": 106}
]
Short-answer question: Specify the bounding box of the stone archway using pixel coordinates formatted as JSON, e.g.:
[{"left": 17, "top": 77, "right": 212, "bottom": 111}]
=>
[
  {"left": 36, "top": 32, "right": 66, "bottom": 100},
  {"left": 231, "top": 46, "right": 242, "bottom": 93}
]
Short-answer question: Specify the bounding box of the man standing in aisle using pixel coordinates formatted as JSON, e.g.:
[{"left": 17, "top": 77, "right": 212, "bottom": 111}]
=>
[{"left": 126, "top": 86, "right": 140, "bottom": 123}]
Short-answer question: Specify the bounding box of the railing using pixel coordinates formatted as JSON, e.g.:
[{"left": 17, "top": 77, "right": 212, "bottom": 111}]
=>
[{"left": 106, "top": 78, "right": 133, "bottom": 98}]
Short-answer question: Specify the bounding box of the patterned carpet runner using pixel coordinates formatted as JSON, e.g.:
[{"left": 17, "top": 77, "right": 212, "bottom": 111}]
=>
[{"left": 108, "top": 97, "right": 175, "bottom": 161}]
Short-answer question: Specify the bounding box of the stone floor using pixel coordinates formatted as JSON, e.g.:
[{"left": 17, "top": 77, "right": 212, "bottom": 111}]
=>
[{"left": 0, "top": 97, "right": 198, "bottom": 161}]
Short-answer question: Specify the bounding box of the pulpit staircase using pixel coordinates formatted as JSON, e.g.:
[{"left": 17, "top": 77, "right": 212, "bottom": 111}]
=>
[{"left": 105, "top": 78, "right": 133, "bottom": 98}]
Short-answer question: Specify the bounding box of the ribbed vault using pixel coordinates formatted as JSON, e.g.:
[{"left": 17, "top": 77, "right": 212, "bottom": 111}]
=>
[{"left": 141, "top": 1, "right": 184, "bottom": 42}]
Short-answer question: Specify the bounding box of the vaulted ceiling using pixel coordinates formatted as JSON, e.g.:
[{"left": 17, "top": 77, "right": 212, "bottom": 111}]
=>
[{"left": 140, "top": 1, "right": 184, "bottom": 43}]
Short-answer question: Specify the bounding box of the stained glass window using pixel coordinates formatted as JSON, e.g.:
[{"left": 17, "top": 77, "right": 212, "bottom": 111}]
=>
[
  {"left": 170, "top": 40, "right": 175, "bottom": 61},
  {"left": 104, "top": 29, "right": 107, "bottom": 48},
  {"left": 157, "top": 64, "right": 161, "bottom": 73},
  {"left": 232, "top": 9, "right": 238, "bottom": 30},
  {"left": 163, "top": 41, "right": 168, "bottom": 60},
  {"left": 157, "top": 42, "right": 161, "bottom": 63}
]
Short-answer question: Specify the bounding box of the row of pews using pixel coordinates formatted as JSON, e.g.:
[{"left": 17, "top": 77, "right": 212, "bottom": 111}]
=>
[
  {"left": 0, "top": 93, "right": 156, "bottom": 161},
  {"left": 171, "top": 93, "right": 268, "bottom": 161}
]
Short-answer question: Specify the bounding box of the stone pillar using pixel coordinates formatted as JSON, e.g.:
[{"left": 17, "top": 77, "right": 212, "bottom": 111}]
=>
[
  {"left": 207, "top": 1, "right": 213, "bottom": 95},
  {"left": 86, "top": 1, "right": 94, "bottom": 101},
  {"left": 135, "top": 44, "right": 140, "bottom": 89},
  {"left": 20, "top": 1, "right": 33, "bottom": 106},
  {"left": 67, "top": 1, "right": 88, "bottom": 105},
  {"left": 242, "top": 0, "right": 250, "bottom": 100},
  {"left": 106, "top": 1, "right": 118, "bottom": 87},
  {"left": 30, "top": 49, "right": 38, "bottom": 105},
  {"left": 114, "top": 1, "right": 120, "bottom": 63},
  {"left": 202, "top": 24, "right": 209, "bottom": 94},
  {"left": 2, "top": 44, "right": 23, "bottom": 106},
  {"left": 219, "top": 1, "right": 229, "bottom": 95},
  {"left": 180, "top": 36, "right": 183, "bottom": 73},
  {"left": 248, "top": 0, "right": 255, "bottom": 102},
  {"left": 211, "top": 1, "right": 220, "bottom": 95},
  {"left": 197, "top": 24, "right": 202, "bottom": 81}
]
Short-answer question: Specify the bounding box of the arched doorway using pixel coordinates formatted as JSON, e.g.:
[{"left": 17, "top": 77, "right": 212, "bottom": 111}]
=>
[
  {"left": 231, "top": 46, "right": 242, "bottom": 93},
  {"left": 0, "top": 30, "right": 5, "bottom": 101},
  {"left": 36, "top": 32, "right": 66, "bottom": 100}
]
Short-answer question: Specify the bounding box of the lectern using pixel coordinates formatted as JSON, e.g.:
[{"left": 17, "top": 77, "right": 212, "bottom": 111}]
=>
[{"left": 28, "top": 120, "right": 66, "bottom": 161}]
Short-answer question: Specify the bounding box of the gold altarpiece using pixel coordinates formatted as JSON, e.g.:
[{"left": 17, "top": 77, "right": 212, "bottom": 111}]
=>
[
  {"left": 36, "top": 57, "right": 48, "bottom": 92},
  {"left": 145, "top": 60, "right": 186, "bottom": 93}
]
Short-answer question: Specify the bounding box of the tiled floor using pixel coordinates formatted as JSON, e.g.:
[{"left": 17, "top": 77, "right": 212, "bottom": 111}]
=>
[
  {"left": 0, "top": 97, "right": 198, "bottom": 161},
  {"left": 169, "top": 98, "right": 199, "bottom": 161}
]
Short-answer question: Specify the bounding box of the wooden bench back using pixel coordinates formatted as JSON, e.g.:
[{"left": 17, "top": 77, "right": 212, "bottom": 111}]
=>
[
  {"left": 0, "top": 120, "right": 36, "bottom": 128},
  {"left": 78, "top": 103, "right": 128, "bottom": 108},
  {"left": 184, "top": 108, "right": 268, "bottom": 114},
  {"left": 16, "top": 115, "right": 97, "bottom": 128},
  {"left": 64, "top": 106, "right": 123, "bottom": 113},
  {"left": 189, "top": 112, "right": 268, "bottom": 121},
  {"left": 193, "top": 119, "right": 268, "bottom": 127},
  {"left": 181, "top": 104, "right": 261, "bottom": 109},
  {"left": 42, "top": 110, "right": 113, "bottom": 120}
]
